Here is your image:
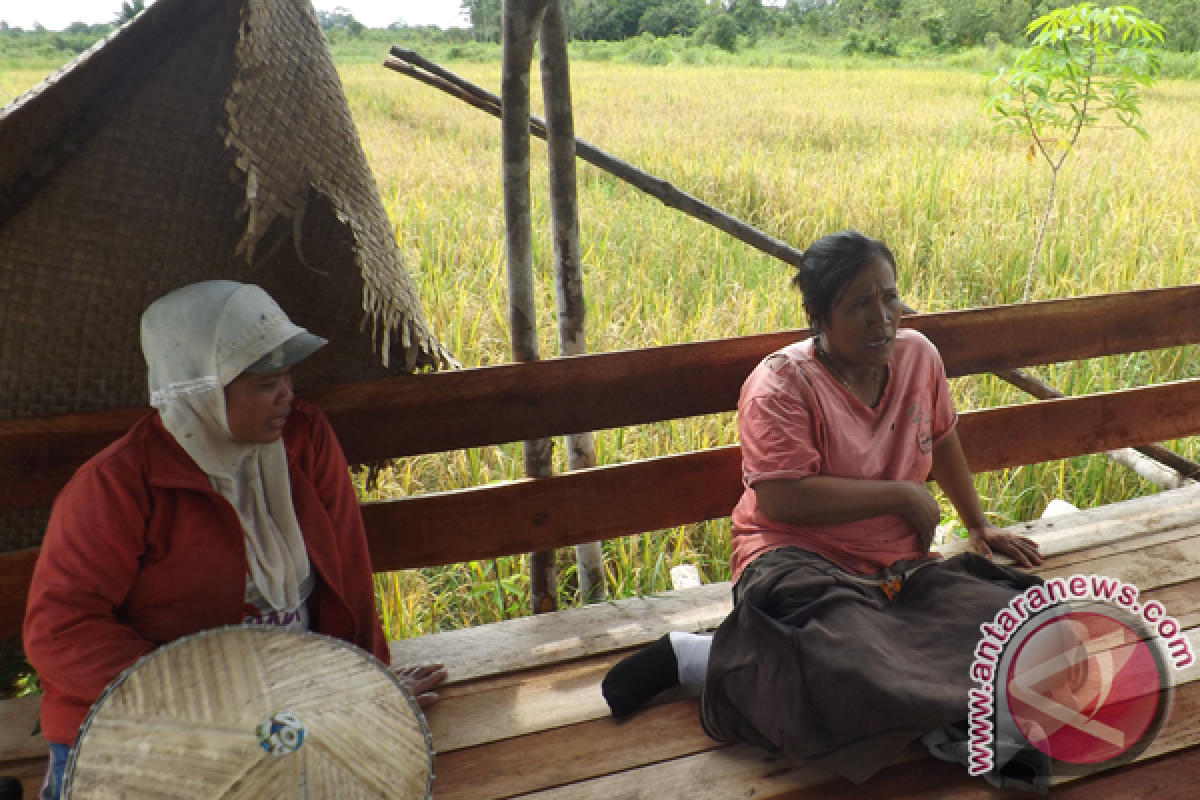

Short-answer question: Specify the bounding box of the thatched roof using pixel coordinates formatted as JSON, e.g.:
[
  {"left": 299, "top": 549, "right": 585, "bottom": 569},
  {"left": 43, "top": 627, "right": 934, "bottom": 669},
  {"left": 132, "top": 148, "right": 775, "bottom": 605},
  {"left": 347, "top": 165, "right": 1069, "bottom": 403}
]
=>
[{"left": 0, "top": 0, "right": 450, "bottom": 550}]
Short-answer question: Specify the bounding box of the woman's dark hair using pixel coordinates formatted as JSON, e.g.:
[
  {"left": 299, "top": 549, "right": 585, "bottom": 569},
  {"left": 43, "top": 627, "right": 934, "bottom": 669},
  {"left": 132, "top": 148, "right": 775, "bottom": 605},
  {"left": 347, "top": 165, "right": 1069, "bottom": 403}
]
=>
[{"left": 792, "top": 231, "right": 897, "bottom": 330}]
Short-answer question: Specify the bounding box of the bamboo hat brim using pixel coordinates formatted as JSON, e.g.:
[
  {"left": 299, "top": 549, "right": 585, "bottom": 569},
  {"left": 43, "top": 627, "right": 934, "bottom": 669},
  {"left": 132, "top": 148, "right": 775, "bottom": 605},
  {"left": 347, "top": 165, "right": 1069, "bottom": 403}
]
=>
[{"left": 63, "top": 627, "right": 434, "bottom": 799}]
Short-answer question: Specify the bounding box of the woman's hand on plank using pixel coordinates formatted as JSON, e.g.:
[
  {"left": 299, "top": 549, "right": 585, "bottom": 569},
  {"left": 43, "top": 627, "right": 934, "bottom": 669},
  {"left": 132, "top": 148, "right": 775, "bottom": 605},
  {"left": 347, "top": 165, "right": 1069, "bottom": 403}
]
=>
[
  {"left": 968, "top": 524, "right": 1042, "bottom": 568},
  {"left": 393, "top": 664, "right": 447, "bottom": 709}
]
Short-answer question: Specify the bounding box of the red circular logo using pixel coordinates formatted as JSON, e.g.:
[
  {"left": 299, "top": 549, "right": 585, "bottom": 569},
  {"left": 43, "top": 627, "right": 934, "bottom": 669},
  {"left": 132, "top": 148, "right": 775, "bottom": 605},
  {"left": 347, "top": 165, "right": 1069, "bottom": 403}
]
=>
[{"left": 1004, "top": 610, "right": 1165, "bottom": 766}]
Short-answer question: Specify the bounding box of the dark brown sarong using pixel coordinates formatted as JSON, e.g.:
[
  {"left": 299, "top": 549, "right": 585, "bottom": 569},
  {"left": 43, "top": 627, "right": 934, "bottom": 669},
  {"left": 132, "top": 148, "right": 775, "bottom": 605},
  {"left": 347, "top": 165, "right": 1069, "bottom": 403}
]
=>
[{"left": 701, "top": 548, "right": 1041, "bottom": 783}]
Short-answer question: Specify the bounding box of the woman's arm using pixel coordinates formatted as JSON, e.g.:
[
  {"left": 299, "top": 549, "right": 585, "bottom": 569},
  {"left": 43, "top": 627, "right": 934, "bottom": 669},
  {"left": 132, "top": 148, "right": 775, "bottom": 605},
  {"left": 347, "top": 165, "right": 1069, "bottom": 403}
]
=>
[
  {"left": 23, "top": 466, "right": 158, "bottom": 738},
  {"left": 303, "top": 403, "right": 394, "bottom": 664},
  {"left": 302, "top": 404, "right": 446, "bottom": 707},
  {"left": 754, "top": 476, "right": 942, "bottom": 549},
  {"left": 930, "top": 429, "right": 1042, "bottom": 567}
]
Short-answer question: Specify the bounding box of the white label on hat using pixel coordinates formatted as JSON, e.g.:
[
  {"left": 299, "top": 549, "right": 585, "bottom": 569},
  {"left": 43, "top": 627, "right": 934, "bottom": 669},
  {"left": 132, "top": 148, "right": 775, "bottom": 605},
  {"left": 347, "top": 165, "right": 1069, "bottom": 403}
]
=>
[{"left": 256, "top": 710, "right": 307, "bottom": 756}]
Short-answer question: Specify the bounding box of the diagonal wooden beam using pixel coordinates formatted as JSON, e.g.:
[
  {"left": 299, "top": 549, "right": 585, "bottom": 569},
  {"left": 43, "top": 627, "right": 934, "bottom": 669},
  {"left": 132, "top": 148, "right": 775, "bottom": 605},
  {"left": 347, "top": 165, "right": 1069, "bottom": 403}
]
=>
[
  {"left": 384, "top": 47, "right": 808, "bottom": 271},
  {"left": 995, "top": 366, "right": 1200, "bottom": 482}
]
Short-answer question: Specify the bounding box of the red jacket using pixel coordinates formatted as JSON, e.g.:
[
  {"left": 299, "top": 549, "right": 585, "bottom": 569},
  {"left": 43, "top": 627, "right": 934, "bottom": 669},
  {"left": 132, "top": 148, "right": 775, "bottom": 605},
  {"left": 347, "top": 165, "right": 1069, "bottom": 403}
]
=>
[{"left": 24, "top": 400, "right": 390, "bottom": 745}]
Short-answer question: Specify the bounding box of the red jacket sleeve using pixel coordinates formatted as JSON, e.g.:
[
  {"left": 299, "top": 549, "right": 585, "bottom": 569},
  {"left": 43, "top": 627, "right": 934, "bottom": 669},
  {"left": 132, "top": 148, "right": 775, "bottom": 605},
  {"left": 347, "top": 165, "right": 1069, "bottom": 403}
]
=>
[
  {"left": 303, "top": 405, "right": 391, "bottom": 665},
  {"left": 23, "top": 457, "right": 158, "bottom": 721}
]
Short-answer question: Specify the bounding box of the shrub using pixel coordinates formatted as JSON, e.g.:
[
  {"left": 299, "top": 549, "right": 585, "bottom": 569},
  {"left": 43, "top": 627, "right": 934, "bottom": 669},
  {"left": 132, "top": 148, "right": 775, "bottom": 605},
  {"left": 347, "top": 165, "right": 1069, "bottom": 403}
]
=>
[
  {"left": 843, "top": 29, "right": 862, "bottom": 54},
  {"left": 697, "top": 12, "right": 739, "bottom": 53}
]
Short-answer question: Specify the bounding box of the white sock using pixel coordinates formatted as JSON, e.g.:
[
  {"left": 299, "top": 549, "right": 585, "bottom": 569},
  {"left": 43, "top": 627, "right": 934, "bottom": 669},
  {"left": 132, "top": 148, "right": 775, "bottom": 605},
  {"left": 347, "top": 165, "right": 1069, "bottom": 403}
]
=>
[{"left": 669, "top": 631, "right": 713, "bottom": 685}]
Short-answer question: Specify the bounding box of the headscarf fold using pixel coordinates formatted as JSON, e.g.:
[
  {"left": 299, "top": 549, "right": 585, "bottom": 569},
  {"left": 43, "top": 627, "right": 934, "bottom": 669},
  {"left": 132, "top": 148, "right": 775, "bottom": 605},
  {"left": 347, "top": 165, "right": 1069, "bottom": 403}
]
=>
[{"left": 142, "top": 281, "right": 317, "bottom": 611}]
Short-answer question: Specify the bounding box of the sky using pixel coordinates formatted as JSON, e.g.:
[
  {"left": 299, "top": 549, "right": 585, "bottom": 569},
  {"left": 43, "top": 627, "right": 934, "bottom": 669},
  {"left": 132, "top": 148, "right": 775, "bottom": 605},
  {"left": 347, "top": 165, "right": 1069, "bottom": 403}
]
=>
[{"left": 1, "top": 0, "right": 469, "bottom": 32}]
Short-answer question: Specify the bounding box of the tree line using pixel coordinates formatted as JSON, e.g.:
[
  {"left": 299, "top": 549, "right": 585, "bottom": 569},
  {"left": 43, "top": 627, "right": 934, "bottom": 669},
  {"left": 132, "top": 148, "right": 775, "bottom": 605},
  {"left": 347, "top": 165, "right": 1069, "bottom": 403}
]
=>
[
  {"left": 459, "top": 0, "right": 1198, "bottom": 52},
  {"left": 2, "top": 0, "right": 1195, "bottom": 63}
]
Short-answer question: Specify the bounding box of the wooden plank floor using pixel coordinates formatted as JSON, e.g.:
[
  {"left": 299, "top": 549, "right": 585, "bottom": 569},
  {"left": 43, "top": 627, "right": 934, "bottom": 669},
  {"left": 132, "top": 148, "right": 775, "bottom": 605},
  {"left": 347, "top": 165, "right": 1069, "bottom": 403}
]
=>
[
  {"left": 418, "top": 483, "right": 1200, "bottom": 799},
  {"left": 5, "top": 483, "right": 1200, "bottom": 798}
]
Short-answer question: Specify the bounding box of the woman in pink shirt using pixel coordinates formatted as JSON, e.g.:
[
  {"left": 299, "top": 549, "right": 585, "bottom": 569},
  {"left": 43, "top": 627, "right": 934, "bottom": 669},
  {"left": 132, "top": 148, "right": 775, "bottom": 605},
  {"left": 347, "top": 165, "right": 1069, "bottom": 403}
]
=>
[
  {"left": 604, "top": 232, "right": 1048, "bottom": 791},
  {"left": 729, "top": 232, "right": 1038, "bottom": 582}
]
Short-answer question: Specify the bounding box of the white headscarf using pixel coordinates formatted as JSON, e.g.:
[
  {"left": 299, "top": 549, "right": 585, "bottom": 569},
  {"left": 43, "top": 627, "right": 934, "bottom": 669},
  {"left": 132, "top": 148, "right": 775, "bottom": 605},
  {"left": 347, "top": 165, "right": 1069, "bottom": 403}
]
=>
[{"left": 142, "top": 281, "right": 320, "bottom": 612}]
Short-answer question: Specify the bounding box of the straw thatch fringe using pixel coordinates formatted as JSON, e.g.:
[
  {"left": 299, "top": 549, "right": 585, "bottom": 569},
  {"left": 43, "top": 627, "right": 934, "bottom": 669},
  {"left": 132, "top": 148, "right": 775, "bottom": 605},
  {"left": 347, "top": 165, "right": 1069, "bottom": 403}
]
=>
[{"left": 224, "top": 0, "right": 452, "bottom": 371}]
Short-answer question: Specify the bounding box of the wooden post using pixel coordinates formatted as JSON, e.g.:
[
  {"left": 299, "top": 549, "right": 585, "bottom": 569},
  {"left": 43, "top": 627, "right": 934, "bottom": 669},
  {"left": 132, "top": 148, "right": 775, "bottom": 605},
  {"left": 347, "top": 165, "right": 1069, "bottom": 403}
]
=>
[
  {"left": 501, "top": 0, "right": 556, "bottom": 614},
  {"left": 539, "top": 0, "right": 606, "bottom": 604}
]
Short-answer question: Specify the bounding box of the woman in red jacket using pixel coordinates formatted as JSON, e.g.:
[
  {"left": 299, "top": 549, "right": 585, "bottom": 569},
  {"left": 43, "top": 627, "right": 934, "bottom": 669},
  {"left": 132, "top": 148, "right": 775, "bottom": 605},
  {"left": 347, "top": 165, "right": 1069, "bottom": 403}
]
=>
[{"left": 24, "top": 281, "right": 443, "bottom": 800}]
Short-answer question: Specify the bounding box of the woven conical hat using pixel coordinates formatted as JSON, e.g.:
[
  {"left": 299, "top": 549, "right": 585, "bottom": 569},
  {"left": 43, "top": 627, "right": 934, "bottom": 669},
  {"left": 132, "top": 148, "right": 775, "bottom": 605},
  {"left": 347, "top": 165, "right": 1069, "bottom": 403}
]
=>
[{"left": 63, "top": 628, "right": 433, "bottom": 799}]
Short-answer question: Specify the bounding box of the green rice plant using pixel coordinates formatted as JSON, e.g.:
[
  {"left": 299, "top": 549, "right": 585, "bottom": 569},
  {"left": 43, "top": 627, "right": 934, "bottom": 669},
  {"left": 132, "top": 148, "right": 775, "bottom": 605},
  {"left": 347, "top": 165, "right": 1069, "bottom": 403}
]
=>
[{"left": 352, "top": 60, "right": 1200, "bottom": 639}]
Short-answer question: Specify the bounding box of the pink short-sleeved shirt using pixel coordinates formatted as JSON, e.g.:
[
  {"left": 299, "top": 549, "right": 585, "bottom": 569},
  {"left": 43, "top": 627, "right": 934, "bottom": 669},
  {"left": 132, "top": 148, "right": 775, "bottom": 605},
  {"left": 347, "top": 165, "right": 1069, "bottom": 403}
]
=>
[{"left": 730, "top": 329, "right": 957, "bottom": 583}]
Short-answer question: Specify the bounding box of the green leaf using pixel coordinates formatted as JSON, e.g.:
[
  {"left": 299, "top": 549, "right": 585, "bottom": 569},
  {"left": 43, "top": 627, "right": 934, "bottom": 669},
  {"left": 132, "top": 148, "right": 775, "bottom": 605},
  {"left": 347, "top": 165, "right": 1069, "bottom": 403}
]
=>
[{"left": 985, "top": 1, "right": 1159, "bottom": 145}]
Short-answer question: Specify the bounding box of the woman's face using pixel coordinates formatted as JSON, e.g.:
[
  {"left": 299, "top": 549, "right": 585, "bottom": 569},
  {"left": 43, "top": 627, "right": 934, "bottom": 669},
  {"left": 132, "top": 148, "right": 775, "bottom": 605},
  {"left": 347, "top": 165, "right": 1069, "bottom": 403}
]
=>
[
  {"left": 225, "top": 367, "right": 294, "bottom": 444},
  {"left": 816, "top": 257, "right": 901, "bottom": 369}
]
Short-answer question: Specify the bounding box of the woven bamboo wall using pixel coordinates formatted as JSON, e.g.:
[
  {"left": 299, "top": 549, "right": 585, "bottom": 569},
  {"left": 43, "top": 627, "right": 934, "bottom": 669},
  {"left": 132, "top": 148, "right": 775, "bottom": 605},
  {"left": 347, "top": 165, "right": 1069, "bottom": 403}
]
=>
[{"left": 0, "top": 0, "right": 449, "bottom": 555}]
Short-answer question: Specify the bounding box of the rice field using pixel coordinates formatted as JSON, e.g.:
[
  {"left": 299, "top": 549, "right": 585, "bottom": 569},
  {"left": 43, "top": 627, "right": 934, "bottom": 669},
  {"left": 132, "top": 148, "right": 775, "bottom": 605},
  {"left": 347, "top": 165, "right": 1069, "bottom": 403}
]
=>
[
  {"left": 346, "top": 60, "right": 1200, "bottom": 636},
  {"left": 5, "top": 57, "right": 1200, "bottom": 640}
]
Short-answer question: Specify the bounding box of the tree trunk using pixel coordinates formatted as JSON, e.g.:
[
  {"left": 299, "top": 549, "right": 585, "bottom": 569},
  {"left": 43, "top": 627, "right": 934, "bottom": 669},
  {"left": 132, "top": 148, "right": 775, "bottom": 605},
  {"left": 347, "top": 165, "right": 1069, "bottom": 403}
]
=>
[
  {"left": 501, "top": 0, "right": 556, "bottom": 614},
  {"left": 539, "top": 0, "right": 605, "bottom": 604},
  {"left": 1024, "top": 168, "right": 1058, "bottom": 302}
]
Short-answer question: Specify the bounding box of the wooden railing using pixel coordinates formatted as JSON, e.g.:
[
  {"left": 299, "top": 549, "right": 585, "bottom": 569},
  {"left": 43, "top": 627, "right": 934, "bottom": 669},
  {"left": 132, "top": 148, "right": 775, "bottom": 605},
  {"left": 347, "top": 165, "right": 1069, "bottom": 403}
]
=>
[{"left": 2, "top": 284, "right": 1200, "bottom": 638}]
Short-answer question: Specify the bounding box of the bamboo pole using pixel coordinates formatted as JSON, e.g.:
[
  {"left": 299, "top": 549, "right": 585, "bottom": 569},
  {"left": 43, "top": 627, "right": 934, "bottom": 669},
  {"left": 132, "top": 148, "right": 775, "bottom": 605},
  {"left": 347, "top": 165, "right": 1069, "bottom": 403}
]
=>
[
  {"left": 384, "top": 48, "right": 806, "bottom": 269},
  {"left": 500, "top": 0, "right": 556, "bottom": 614},
  {"left": 993, "top": 367, "right": 1199, "bottom": 489},
  {"left": 539, "top": 0, "right": 606, "bottom": 604}
]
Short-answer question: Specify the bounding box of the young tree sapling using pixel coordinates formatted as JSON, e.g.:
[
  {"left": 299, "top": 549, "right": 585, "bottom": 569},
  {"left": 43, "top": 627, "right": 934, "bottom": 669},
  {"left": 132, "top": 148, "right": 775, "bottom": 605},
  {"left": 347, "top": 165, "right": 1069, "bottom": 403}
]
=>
[{"left": 986, "top": 4, "right": 1164, "bottom": 300}]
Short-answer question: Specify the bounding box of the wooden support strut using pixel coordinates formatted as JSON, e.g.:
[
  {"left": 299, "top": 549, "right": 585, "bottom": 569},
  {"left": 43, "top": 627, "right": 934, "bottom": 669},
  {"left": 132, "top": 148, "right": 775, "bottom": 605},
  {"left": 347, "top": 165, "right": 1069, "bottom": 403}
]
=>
[
  {"left": 381, "top": 48, "right": 1200, "bottom": 489},
  {"left": 910, "top": 278, "right": 1200, "bottom": 487},
  {"left": 357, "top": 376, "right": 1200, "bottom": 574},
  {"left": 500, "top": 0, "right": 557, "bottom": 614},
  {"left": 994, "top": 366, "right": 1200, "bottom": 484},
  {"left": 539, "top": 0, "right": 606, "bottom": 604}
]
